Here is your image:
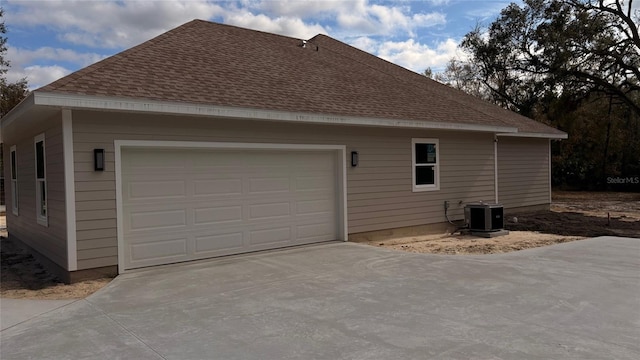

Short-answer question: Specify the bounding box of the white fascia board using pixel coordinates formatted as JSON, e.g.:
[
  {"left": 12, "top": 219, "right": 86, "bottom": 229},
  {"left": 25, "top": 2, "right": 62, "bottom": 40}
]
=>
[
  {"left": 33, "top": 92, "right": 518, "bottom": 134},
  {"left": 497, "top": 132, "right": 568, "bottom": 139}
]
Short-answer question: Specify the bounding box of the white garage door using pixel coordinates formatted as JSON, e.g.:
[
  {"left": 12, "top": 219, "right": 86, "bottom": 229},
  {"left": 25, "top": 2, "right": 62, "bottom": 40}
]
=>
[{"left": 121, "top": 147, "right": 339, "bottom": 270}]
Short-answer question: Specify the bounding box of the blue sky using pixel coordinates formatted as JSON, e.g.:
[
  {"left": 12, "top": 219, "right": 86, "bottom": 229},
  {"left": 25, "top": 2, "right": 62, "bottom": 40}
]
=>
[{"left": 4, "top": 0, "right": 519, "bottom": 89}]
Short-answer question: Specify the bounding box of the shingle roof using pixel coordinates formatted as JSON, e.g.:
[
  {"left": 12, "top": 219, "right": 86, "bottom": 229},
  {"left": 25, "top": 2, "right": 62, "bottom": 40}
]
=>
[{"left": 40, "top": 19, "right": 564, "bottom": 136}]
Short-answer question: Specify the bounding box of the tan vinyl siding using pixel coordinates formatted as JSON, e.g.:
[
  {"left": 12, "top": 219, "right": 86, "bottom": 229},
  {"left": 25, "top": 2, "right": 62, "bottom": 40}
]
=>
[
  {"left": 498, "top": 137, "right": 550, "bottom": 209},
  {"left": 73, "top": 110, "right": 497, "bottom": 269},
  {"left": 4, "top": 113, "right": 68, "bottom": 269}
]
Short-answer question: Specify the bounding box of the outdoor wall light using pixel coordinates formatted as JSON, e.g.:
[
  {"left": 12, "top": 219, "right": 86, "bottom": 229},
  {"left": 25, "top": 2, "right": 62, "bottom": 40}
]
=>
[
  {"left": 351, "top": 151, "right": 359, "bottom": 167},
  {"left": 94, "top": 149, "right": 105, "bottom": 171}
]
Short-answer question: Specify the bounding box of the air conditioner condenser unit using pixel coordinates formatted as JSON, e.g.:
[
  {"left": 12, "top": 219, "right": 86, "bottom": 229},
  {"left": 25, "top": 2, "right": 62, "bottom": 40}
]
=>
[{"left": 464, "top": 203, "right": 505, "bottom": 232}]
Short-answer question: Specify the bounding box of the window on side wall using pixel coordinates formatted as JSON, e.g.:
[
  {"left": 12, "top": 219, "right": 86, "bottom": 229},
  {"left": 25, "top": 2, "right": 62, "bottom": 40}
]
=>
[
  {"left": 34, "top": 134, "right": 48, "bottom": 226},
  {"left": 10, "top": 145, "right": 18, "bottom": 215},
  {"left": 412, "top": 138, "right": 440, "bottom": 192}
]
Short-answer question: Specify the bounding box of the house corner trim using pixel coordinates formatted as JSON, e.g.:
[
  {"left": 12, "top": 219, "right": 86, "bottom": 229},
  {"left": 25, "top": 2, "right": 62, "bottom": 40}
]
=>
[{"left": 62, "top": 109, "right": 78, "bottom": 271}]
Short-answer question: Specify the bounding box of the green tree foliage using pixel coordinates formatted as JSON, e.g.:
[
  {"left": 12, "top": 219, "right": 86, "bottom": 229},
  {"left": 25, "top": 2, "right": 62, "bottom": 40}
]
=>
[
  {"left": 456, "top": 0, "right": 639, "bottom": 190},
  {"left": 1, "top": 8, "right": 29, "bottom": 118}
]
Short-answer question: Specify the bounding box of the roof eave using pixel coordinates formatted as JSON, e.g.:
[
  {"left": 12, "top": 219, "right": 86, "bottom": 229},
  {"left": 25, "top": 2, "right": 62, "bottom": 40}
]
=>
[
  {"left": 1, "top": 92, "right": 35, "bottom": 129},
  {"left": 32, "top": 91, "right": 519, "bottom": 134}
]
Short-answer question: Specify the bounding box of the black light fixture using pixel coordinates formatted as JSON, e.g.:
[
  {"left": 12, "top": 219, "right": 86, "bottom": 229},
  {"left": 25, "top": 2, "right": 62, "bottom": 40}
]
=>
[
  {"left": 94, "top": 149, "right": 105, "bottom": 171},
  {"left": 351, "top": 151, "right": 359, "bottom": 167}
]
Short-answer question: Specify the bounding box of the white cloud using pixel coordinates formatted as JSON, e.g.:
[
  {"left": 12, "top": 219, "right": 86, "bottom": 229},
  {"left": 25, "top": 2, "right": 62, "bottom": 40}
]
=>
[
  {"left": 7, "top": 65, "right": 71, "bottom": 89},
  {"left": 254, "top": 0, "right": 344, "bottom": 18},
  {"left": 427, "top": 0, "right": 451, "bottom": 5},
  {"left": 412, "top": 12, "right": 447, "bottom": 25},
  {"left": 4, "top": 0, "right": 460, "bottom": 87},
  {"left": 5, "top": 46, "right": 106, "bottom": 88},
  {"left": 7, "top": 46, "right": 106, "bottom": 70},
  {"left": 375, "top": 38, "right": 464, "bottom": 72},
  {"left": 223, "top": 11, "right": 328, "bottom": 39},
  {"left": 246, "top": 0, "right": 446, "bottom": 38},
  {"left": 7, "top": 0, "right": 448, "bottom": 46},
  {"left": 465, "top": 2, "right": 512, "bottom": 21},
  {"left": 336, "top": 3, "right": 446, "bottom": 37},
  {"left": 7, "top": 0, "right": 225, "bottom": 48},
  {"left": 350, "top": 36, "right": 378, "bottom": 53}
]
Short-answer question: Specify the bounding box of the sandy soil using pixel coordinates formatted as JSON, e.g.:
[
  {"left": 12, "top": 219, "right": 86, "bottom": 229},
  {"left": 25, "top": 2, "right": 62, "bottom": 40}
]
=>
[
  {"left": 1, "top": 191, "right": 638, "bottom": 299},
  {"left": 1, "top": 234, "right": 113, "bottom": 299},
  {"left": 367, "top": 231, "right": 585, "bottom": 255},
  {"left": 366, "top": 191, "right": 639, "bottom": 254}
]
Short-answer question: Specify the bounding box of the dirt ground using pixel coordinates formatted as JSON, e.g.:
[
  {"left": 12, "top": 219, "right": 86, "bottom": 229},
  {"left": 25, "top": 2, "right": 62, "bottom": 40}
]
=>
[
  {"left": 522, "top": 191, "right": 640, "bottom": 238},
  {"left": 1, "top": 191, "right": 638, "bottom": 299},
  {"left": 361, "top": 191, "right": 639, "bottom": 254},
  {"left": 367, "top": 231, "right": 586, "bottom": 255},
  {"left": 0, "top": 235, "right": 113, "bottom": 299}
]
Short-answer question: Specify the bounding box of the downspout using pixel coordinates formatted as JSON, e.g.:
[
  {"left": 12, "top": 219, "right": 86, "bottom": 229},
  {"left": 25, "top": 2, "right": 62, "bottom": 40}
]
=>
[
  {"left": 494, "top": 134, "right": 499, "bottom": 204},
  {"left": 549, "top": 139, "right": 552, "bottom": 205}
]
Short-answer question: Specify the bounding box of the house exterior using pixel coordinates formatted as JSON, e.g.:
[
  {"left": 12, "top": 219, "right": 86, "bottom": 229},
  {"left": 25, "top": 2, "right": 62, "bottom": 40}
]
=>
[{"left": 1, "top": 20, "right": 566, "bottom": 282}]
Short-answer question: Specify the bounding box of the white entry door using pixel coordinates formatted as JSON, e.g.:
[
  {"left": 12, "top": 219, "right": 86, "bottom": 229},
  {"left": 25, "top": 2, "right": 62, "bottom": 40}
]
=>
[{"left": 120, "top": 147, "right": 339, "bottom": 270}]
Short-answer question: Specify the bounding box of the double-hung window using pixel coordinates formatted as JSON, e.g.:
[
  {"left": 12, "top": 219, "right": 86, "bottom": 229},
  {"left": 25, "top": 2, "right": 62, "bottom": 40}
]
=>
[
  {"left": 10, "top": 145, "right": 18, "bottom": 215},
  {"left": 34, "top": 134, "right": 48, "bottom": 226},
  {"left": 412, "top": 138, "right": 440, "bottom": 191}
]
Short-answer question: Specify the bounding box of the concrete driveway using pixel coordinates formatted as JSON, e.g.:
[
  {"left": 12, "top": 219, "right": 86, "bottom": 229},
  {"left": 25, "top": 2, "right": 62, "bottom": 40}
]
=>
[{"left": 2, "top": 236, "right": 639, "bottom": 359}]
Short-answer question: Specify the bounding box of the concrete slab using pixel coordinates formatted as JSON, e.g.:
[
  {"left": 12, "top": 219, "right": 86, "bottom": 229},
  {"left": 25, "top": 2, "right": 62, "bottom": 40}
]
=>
[
  {"left": 471, "top": 229, "right": 509, "bottom": 237},
  {"left": 0, "top": 298, "right": 77, "bottom": 330},
  {"left": 1, "top": 236, "right": 639, "bottom": 359}
]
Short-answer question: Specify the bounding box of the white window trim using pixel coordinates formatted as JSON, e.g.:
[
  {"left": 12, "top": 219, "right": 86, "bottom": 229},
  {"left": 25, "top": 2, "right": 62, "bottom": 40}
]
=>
[
  {"left": 34, "top": 133, "right": 48, "bottom": 227},
  {"left": 10, "top": 145, "right": 18, "bottom": 215},
  {"left": 412, "top": 138, "right": 440, "bottom": 192}
]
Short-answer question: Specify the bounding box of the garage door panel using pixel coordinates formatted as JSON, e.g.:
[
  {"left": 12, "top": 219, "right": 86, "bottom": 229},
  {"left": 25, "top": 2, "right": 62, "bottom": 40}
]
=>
[
  {"left": 124, "top": 171, "right": 192, "bottom": 180},
  {"left": 248, "top": 177, "right": 291, "bottom": 193},
  {"left": 193, "top": 179, "right": 242, "bottom": 196},
  {"left": 125, "top": 151, "right": 187, "bottom": 171},
  {"left": 191, "top": 169, "right": 246, "bottom": 179},
  {"left": 122, "top": 147, "right": 339, "bottom": 270},
  {"left": 296, "top": 176, "right": 333, "bottom": 191},
  {"left": 249, "top": 202, "right": 290, "bottom": 219},
  {"left": 297, "top": 224, "right": 335, "bottom": 242},
  {"left": 194, "top": 206, "right": 243, "bottom": 225},
  {"left": 127, "top": 180, "right": 187, "bottom": 200},
  {"left": 192, "top": 158, "right": 241, "bottom": 168},
  {"left": 129, "top": 209, "right": 187, "bottom": 232},
  {"left": 296, "top": 199, "right": 333, "bottom": 215},
  {"left": 194, "top": 232, "right": 245, "bottom": 254},
  {"left": 130, "top": 237, "right": 188, "bottom": 262},
  {"left": 248, "top": 227, "right": 292, "bottom": 246}
]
